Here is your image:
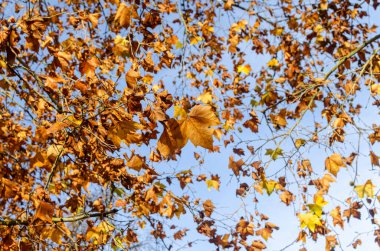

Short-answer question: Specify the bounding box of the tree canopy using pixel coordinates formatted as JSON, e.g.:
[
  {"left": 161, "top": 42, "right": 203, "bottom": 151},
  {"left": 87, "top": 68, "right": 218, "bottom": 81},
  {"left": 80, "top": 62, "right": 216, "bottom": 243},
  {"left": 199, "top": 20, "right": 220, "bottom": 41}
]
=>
[{"left": 0, "top": 0, "right": 380, "bottom": 250}]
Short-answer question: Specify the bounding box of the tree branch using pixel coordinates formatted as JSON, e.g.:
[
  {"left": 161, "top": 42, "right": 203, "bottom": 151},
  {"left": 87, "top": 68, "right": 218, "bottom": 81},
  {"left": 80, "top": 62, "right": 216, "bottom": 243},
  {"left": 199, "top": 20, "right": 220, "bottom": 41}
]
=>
[
  {"left": 324, "top": 33, "right": 380, "bottom": 80},
  {"left": 0, "top": 209, "right": 119, "bottom": 226}
]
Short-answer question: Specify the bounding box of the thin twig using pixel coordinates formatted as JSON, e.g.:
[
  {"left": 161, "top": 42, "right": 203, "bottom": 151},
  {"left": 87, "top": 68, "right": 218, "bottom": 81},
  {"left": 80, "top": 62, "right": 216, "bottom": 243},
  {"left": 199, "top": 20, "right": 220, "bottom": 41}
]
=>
[{"left": 0, "top": 209, "right": 119, "bottom": 226}]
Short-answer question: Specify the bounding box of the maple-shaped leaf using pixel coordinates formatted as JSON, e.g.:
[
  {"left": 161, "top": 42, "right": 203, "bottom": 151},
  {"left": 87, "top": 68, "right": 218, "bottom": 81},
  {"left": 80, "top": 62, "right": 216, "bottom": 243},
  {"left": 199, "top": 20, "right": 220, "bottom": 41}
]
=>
[
  {"left": 126, "top": 68, "right": 141, "bottom": 88},
  {"left": 354, "top": 180, "right": 375, "bottom": 198},
  {"left": 203, "top": 199, "right": 215, "bottom": 217},
  {"left": 127, "top": 155, "right": 145, "bottom": 171},
  {"left": 157, "top": 119, "right": 187, "bottom": 158},
  {"left": 197, "top": 92, "right": 213, "bottom": 104},
  {"left": 298, "top": 212, "right": 322, "bottom": 232},
  {"left": 107, "top": 121, "right": 143, "bottom": 147},
  {"left": 115, "top": 3, "right": 138, "bottom": 28},
  {"left": 251, "top": 240, "right": 266, "bottom": 250},
  {"left": 54, "top": 51, "right": 72, "bottom": 69},
  {"left": 256, "top": 227, "right": 272, "bottom": 241},
  {"left": 190, "top": 36, "right": 202, "bottom": 45},
  {"left": 330, "top": 206, "right": 344, "bottom": 229},
  {"left": 267, "top": 58, "right": 279, "bottom": 68},
  {"left": 325, "top": 153, "right": 346, "bottom": 176},
  {"left": 206, "top": 179, "right": 220, "bottom": 191},
  {"left": 370, "top": 151, "right": 380, "bottom": 167},
  {"left": 295, "top": 138, "right": 306, "bottom": 149},
  {"left": 265, "top": 148, "right": 283, "bottom": 160},
  {"left": 320, "top": 173, "right": 336, "bottom": 191},
  {"left": 237, "top": 64, "right": 251, "bottom": 75},
  {"left": 86, "top": 220, "right": 115, "bottom": 242},
  {"left": 307, "top": 196, "right": 328, "bottom": 217},
  {"left": 261, "top": 179, "right": 277, "bottom": 196},
  {"left": 370, "top": 84, "right": 380, "bottom": 95},
  {"left": 41, "top": 223, "right": 70, "bottom": 244},
  {"left": 280, "top": 190, "right": 295, "bottom": 206},
  {"left": 180, "top": 105, "right": 220, "bottom": 150},
  {"left": 79, "top": 57, "right": 99, "bottom": 77},
  {"left": 325, "top": 235, "right": 338, "bottom": 251},
  {"left": 34, "top": 201, "right": 55, "bottom": 223}
]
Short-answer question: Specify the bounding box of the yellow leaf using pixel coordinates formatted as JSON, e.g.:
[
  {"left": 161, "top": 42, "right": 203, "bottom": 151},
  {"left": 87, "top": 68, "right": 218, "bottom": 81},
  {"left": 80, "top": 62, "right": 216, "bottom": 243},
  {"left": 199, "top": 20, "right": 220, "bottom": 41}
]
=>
[
  {"left": 261, "top": 180, "right": 277, "bottom": 196},
  {"left": 197, "top": 92, "right": 213, "bottom": 104},
  {"left": 267, "top": 58, "right": 279, "bottom": 68},
  {"left": 370, "top": 84, "right": 380, "bottom": 95},
  {"left": 295, "top": 139, "right": 306, "bottom": 149},
  {"left": 204, "top": 68, "right": 214, "bottom": 77},
  {"left": 313, "top": 24, "right": 324, "bottom": 33},
  {"left": 206, "top": 179, "right": 219, "bottom": 191},
  {"left": 237, "top": 64, "right": 251, "bottom": 75},
  {"left": 354, "top": 180, "right": 375, "bottom": 198},
  {"left": 66, "top": 115, "right": 82, "bottom": 126},
  {"left": 307, "top": 196, "right": 328, "bottom": 217},
  {"left": 113, "top": 35, "right": 130, "bottom": 57},
  {"left": 175, "top": 40, "right": 183, "bottom": 49},
  {"left": 325, "top": 153, "right": 346, "bottom": 176},
  {"left": 190, "top": 36, "right": 202, "bottom": 45},
  {"left": 174, "top": 105, "right": 187, "bottom": 119},
  {"left": 298, "top": 212, "right": 322, "bottom": 232},
  {"left": 47, "top": 144, "right": 64, "bottom": 159},
  {"left": 274, "top": 28, "right": 283, "bottom": 36},
  {"left": 0, "top": 59, "right": 7, "bottom": 69}
]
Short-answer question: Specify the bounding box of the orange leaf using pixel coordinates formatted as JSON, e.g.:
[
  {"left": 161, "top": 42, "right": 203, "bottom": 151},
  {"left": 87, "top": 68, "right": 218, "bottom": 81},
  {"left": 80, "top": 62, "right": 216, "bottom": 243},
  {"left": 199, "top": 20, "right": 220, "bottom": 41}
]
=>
[
  {"left": 325, "top": 153, "right": 346, "bottom": 176},
  {"left": 34, "top": 201, "right": 55, "bottom": 223},
  {"left": 180, "top": 105, "right": 220, "bottom": 150}
]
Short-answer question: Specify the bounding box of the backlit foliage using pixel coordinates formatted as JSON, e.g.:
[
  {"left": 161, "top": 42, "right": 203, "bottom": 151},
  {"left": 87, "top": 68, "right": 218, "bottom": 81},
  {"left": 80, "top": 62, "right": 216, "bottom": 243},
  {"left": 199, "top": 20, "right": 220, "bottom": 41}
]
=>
[{"left": 0, "top": 0, "right": 380, "bottom": 250}]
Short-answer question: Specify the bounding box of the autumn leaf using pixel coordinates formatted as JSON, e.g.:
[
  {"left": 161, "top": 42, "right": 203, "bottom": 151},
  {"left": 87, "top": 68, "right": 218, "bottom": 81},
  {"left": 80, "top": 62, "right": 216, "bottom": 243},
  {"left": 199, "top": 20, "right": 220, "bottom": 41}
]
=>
[
  {"left": 79, "top": 57, "right": 99, "bottom": 77},
  {"left": 203, "top": 199, "right": 215, "bottom": 217},
  {"left": 354, "top": 180, "right": 375, "bottom": 198},
  {"left": 127, "top": 155, "right": 145, "bottom": 171},
  {"left": 265, "top": 148, "right": 283, "bottom": 160},
  {"left": 280, "top": 191, "right": 295, "bottom": 206},
  {"left": 180, "top": 105, "right": 220, "bottom": 150},
  {"left": 107, "top": 121, "right": 143, "bottom": 147},
  {"left": 206, "top": 179, "right": 220, "bottom": 191},
  {"left": 325, "top": 153, "right": 346, "bottom": 176},
  {"left": 115, "top": 3, "right": 138, "bottom": 28},
  {"left": 34, "top": 201, "right": 55, "bottom": 223},
  {"left": 190, "top": 36, "right": 202, "bottom": 45},
  {"left": 267, "top": 58, "right": 279, "bottom": 68},
  {"left": 370, "top": 84, "right": 380, "bottom": 95},
  {"left": 237, "top": 64, "right": 251, "bottom": 75},
  {"left": 298, "top": 212, "right": 322, "bottom": 232},
  {"left": 370, "top": 151, "right": 379, "bottom": 167},
  {"left": 197, "top": 92, "right": 213, "bottom": 104},
  {"left": 261, "top": 179, "right": 277, "bottom": 196},
  {"left": 307, "top": 196, "right": 328, "bottom": 217},
  {"left": 295, "top": 138, "right": 306, "bottom": 149},
  {"left": 157, "top": 119, "right": 187, "bottom": 158}
]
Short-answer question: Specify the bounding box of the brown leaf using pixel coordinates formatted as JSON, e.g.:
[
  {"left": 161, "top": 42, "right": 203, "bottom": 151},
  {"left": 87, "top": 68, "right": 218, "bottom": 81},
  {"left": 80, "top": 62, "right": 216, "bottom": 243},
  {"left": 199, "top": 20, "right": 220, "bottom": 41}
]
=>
[
  {"left": 80, "top": 57, "right": 99, "bottom": 77},
  {"left": 203, "top": 199, "right": 215, "bottom": 217},
  {"left": 115, "top": 3, "right": 138, "bottom": 28},
  {"left": 34, "top": 201, "right": 55, "bottom": 223},
  {"left": 157, "top": 119, "right": 187, "bottom": 158}
]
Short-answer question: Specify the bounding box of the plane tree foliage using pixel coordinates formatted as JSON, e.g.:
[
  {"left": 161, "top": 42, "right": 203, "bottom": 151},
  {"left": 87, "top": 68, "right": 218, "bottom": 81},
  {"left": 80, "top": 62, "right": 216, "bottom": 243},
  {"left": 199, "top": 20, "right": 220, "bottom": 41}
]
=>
[{"left": 1, "top": 0, "right": 380, "bottom": 250}]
